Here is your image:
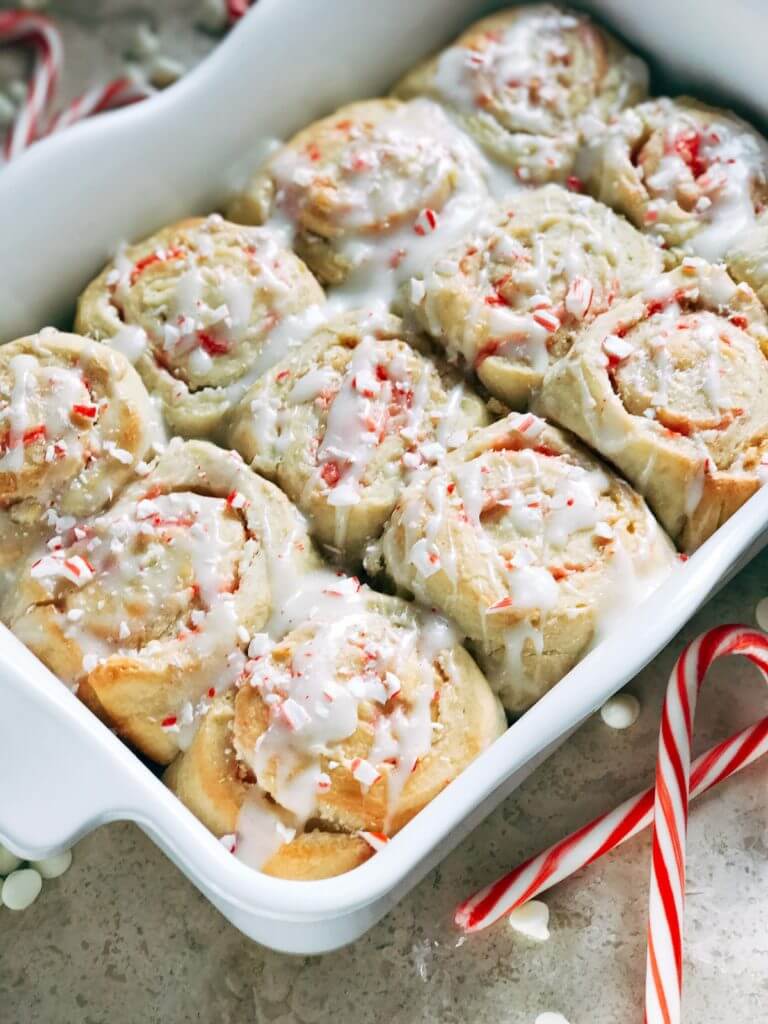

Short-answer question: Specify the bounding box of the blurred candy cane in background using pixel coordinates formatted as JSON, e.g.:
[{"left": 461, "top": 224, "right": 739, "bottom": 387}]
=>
[{"left": 0, "top": 2, "right": 252, "bottom": 162}]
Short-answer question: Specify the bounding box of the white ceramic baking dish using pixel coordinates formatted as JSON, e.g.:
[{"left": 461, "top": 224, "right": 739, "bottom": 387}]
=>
[{"left": 1, "top": 0, "right": 767, "bottom": 954}]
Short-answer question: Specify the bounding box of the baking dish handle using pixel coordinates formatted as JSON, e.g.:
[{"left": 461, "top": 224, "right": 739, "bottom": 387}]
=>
[{"left": 0, "top": 631, "right": 155, "bottom": 860}]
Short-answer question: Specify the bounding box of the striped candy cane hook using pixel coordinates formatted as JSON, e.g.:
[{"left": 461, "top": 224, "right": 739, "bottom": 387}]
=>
[
  {"left": 456, "top": 625, "right": 768, "bottom": 1024},
  {"left": 47, "top": 76, "right": 153, "bottom": 135},
  {"left": 0, "top": 11, "right": 63, "bottom": 161},
  {"left": 645, "top": 625, "right": 768, "bottom": 1024}
]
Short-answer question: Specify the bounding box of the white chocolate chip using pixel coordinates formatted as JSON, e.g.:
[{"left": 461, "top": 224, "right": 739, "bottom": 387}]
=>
[
  {"left": 148, "top": 55, "right": 185, "bottom": 89},
  {"left": 508, "top": 900, "right": 550, "bottom": 941},
  {"left": 31, "top": 850, "right": 72, "bottom": 879},
  {"left": 1, "top": 868, "right": 42, "bottom": 910},
  {"left": 600, "top": 693, "right": 641, "bottom": 729},
  {"left": 0, "top": 843, "right": 22, "bottom": 875}
]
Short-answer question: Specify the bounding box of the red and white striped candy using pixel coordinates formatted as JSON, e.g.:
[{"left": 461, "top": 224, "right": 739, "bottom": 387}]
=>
[
  {"left": 645, "top": 626, "right": 768, "bottom": 1024},
  {"left": 226, "top": 0, "right": 251, "bottom": 21},
  {"left": 0, "top": 10, "right": 63, "bottom": 161},
  {"left": 47, "top": 76, "right": 151, "bottom": 135},
  {"left": 456, "top": 625, "right": 768, "bottom": 1024},
  {"left": 1, "top": 5, "right": 252, "bottom": 163}
]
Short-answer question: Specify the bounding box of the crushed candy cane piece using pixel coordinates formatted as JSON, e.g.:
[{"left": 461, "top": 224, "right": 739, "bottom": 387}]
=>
[
  {"left": 602, "top": 334, "right": 634, "bottom": 362},
  {"left": 564, "top": 277, "right": 593, "bottom": 320},
  {"left": 350, "top": 757, "right": 380, "bottom": 787},
  {"left": 359, "top": 830, "right": 389, "bottom": 852},
  {"left": 281, "top": 698, "right": 311, "bottom": 731}
]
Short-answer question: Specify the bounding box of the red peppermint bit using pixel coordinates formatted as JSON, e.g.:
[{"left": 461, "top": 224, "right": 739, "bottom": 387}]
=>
[
  {"left": 534, "top": 444, "right": 560, "bottom": 458},
  {"left": 516, "top": 413, "right": 535, "bottom": 434},
  {"left": 72, "top": 404, "right": 98, "bottom": 419},
  {"left": 22, "top": 425, "right": 46, "bottom": 444},
  {"left": 446, "top": 482, "right": 456, "bottom": 494},
  {"left": 143, "top": 485, "right": 163, "bottom": 500},
  {"left": 198, "top": 331, "right": 229, "bottom": 356},
  {"left": 645, "top": 297, "right": 669, "bottom": 317},
  {"left": 484, "top": 293, "right": 508, "bottom": 307},
  {"left": 730, "top": 314, "right": 749, "bottom": 330},
  {"left": 678, "top": 553, "right": 689, "bottom": 563},
  {"left": 320, "top": 460, "right": 341, "bottom": 487},
  {"left": 375, "top": 363, "right": 389, "bottom": 382},
  {"left": 161, "top": 715, "right": 178, "bottom": 728},
  {"left": 130, "top": 246, "right": 185, "bottom": 285},
  {"left": 566, "top": 497, "right": 574, "bottom": 507},
  {"left": 644, "top": 209, "right": 659, "bottom": 224},
  {"left": 487, "top": 595, "right": 514, "bottom": 613},
  {"left": 226, "top": 490, "right": 249, "bottom": 510},
  {"left": 208, "top": 688, "right": 216, "bottom": 698},
  {"left": 275, "top": 368, "right": 291, "bottom": 382},
  {"left": 566, "top": 175, "right": 584, "bottom": 192},
  {"left": 306, "top": 142, "right": 321, "bottom": 162},
  {"left": 334, "top": 119, "right": 352, "bottom": 132}
]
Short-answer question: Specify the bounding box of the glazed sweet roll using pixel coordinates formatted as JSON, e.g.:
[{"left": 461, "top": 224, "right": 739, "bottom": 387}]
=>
[
  {"left": 393, "top": 4, "right": 647, "bottom": 183},
  {"left": 165, "top": 694, "right": 377, "bottom": 880},
  {"left": 226, "top": 98, "right": 491, "bottom": 291},
  {"left": 365, "top": 413, "right": 676, "bottom": 712},
  {"left": 577, "top": 98, "right": 768, "bottom": 264},
  {"left": 75, "top": 216, "right": 325, "bottom": 438},
  {"left": 0, "top": 330, "right": 158, "bottom": 598},
  {"left": 5, "top": 440, "right": 315, "bottom": 763},
  {"left": 228, "top": 311, "right": 490, "bottom": 562},
  {"left": 405, "top": 185, "right": 663, "bottom": 407},
  {"left": 165, "top": 584, "right": 505, "bottom": 878},
  {"left": 535, "top": 261, "right": 768, "bottom": 551}
]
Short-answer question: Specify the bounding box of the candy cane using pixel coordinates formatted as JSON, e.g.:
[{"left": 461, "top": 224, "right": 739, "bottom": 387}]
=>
[
  {"left": 455, "top": 625, "right": 768, "bottom": 1024},
  {"left": 0, "top": 11, "right": 63, "bottom": 161},
  {"left": 645, "top": 626, "right": 768, "bottom": 1024},
  {"left": 226, "top": 0, "right": 252, "bottom": 23},
  {"left": 47, "top": 77, "right": 153, "bottom": 135}
]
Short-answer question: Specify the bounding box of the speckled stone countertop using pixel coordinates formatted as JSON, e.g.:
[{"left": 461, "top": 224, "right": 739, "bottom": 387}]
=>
[{"left": 1, "top": 5, "right": 767, "bottom": 1022}]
